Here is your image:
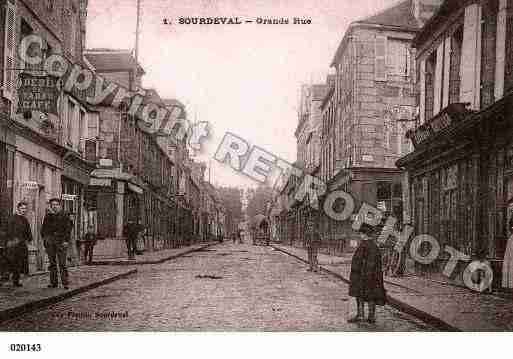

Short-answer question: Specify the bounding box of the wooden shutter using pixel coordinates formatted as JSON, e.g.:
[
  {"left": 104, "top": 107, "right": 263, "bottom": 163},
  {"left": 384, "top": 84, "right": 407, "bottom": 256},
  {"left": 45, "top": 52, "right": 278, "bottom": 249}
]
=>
[
  {"left": 3, "top": 0, "right": 16, "bottom": 101},
  {"left": 442, "top": 36, "right": 451, "bottom": 108},
  {"left": 481, "top": 0, "right": 498, "bottom": 109},
  {"left": 375, "top": 35, "right": 387, "bottom": 81},
  {"left": 433, "top": 43, "right": 444, "bottom": 115}
]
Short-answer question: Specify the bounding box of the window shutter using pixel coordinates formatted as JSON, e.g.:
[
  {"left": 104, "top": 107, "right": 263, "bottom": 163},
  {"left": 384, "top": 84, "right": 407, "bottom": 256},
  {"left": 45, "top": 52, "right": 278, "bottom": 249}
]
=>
[
  {"left": 375, "top": 35, "right": 387, "bottom": 81},
  {"left": 3, "top": 0, "right": 16, "bottom": 101}
]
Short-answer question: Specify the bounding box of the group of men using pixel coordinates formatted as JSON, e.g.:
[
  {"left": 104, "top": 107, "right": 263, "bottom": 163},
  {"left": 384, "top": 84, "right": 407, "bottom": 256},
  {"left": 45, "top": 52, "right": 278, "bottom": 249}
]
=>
[{"left": 0, "top": 198, "right": 85, "bottom": 289}]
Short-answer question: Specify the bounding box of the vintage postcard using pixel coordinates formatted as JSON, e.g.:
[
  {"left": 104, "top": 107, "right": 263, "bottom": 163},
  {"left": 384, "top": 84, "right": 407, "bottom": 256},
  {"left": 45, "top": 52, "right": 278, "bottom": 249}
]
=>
[{"left": 0, "top": 0, "right": 511, "bottom": 352}]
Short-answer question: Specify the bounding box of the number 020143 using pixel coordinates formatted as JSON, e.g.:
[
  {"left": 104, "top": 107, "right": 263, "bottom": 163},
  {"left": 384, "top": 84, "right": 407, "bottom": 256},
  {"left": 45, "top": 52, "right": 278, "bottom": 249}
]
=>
[{"left": 9, "top": 344, "right": 42, "bottom": 352}]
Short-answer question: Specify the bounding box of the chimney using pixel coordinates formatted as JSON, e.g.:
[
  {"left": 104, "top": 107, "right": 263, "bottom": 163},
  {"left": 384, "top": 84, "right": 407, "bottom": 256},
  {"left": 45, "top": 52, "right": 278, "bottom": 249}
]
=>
[{"left": 412, "top": 0, "right": 443, "bottom": 27}]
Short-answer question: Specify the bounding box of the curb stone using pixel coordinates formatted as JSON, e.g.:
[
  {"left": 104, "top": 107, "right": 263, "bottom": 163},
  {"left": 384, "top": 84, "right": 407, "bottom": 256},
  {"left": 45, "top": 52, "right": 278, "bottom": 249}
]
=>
[
  {"left": 271, "top": 245, "right": 459, "bottom": 332},
  {"left": 90, "top": 242, "right": 217, "bottom": 266},
  {"left": 0, "top": 269, "right": 137, "bottom": 324}
]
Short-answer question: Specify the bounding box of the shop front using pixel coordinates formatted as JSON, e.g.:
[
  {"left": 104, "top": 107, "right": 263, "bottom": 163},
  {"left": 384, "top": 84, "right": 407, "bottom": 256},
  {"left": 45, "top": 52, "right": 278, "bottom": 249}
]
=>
[
  {"left": 12, "top": 132, "right": 63, "bottom": 274},
  {"left": 397, "top": 101, "right": 513, "bottom": 288},
  {"left": 62, "top": 155, "right": 94, "bottom": 265}
]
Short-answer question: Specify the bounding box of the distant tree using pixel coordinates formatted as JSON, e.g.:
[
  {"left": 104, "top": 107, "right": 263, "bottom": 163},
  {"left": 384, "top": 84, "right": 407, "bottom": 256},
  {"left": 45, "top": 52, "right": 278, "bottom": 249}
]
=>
[
  {"left": 246, "top": 185, "right": 274, "bottom": 221},
  {"left": 217, "top": 186, "right": 243, "bottom": 234}
]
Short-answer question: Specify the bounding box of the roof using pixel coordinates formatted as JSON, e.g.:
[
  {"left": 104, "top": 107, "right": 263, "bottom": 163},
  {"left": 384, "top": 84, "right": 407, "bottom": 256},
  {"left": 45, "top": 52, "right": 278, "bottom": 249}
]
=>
[
  {"left": 355, "top": 0, "right": 419, "bottom": 30},
  {"left": 412, "top": 0, "right": 463, "bottom": 48},
  {"left": 84, "top": 49, "right": 145, "bottom": 75},
  {"left": 331, "top": 0, "right": 420, "bottom": 66}
]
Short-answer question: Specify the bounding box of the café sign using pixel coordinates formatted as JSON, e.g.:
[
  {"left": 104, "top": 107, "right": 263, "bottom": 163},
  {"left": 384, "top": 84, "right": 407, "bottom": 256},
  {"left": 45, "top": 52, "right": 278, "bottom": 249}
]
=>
[
  {"left": 407, "top": 103, "right": 470, "bottom": 148},
  {"left": 16, "top": 73, "right": 60, "bottom": 115}
]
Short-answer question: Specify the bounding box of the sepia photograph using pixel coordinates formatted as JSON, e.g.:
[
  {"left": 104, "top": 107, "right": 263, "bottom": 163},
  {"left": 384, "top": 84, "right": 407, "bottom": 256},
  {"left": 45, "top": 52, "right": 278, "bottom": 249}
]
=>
[{"left": 0, "top": 0, "right": 512, "bottom": 355}]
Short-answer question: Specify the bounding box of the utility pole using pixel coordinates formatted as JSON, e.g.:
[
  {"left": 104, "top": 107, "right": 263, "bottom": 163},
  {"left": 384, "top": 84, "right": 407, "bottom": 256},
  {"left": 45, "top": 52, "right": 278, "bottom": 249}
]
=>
[{"left": 133, "top": 0, "right": 141, "bottom": 92}]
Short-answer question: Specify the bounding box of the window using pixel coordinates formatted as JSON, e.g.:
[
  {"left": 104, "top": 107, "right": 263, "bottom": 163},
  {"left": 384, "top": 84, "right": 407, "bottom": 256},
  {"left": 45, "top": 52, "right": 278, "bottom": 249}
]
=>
[
  {"left": 481, "top": 0, "right": 499, "bottom": 109},
  {"left": 45, "top": 0, "right": 54, "bottom": 11},
  {"left": 387, "top": 39, "right": 410, "bottom": 76},
  {"left": 70, "top": 14, "right": 77, "bottom": 58},
  {"left": 425, "top": 51, "right": 437, "bottom": 121},
  {"left": 67, "top": 99, "right": 75, "bottom": 147},
  {"left": 3, "top": 0, "right": 16, "bottom": 101},
  {"left": 79, "top": 109, "right": 86, "bottom": 153},
  {"left": 375, "top": 35, "right": 387, "bottom": 81},
  {"left": 449, "top": 26, "right": 463, "bottom": 105}
]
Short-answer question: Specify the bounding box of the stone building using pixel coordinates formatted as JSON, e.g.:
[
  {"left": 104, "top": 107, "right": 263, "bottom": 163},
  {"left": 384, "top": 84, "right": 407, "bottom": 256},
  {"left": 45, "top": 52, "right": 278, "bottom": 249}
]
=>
[
  {"left": 0, "top": 0, "right": 94, "bottom": 271},
  {"left": 83, "top": 49, "right": 193, "bottom": 257},
  {"left": 397, "top": 0, "right": 513, "bottom": 288},
  {"left": 315, "top": 0, "right": 442, "bottom": 253}
]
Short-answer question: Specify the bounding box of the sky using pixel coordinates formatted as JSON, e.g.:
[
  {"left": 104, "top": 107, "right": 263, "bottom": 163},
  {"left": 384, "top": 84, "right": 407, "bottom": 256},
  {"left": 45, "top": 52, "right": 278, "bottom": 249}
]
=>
[{"left": 86, "top": 0, "right": 403, "bottom": 189}]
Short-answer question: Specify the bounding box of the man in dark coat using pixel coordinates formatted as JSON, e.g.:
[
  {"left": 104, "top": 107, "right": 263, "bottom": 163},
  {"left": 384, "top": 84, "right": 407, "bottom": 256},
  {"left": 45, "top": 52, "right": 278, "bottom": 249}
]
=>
[
  {"left": 348, "top": 224, "right": 386, "bottom": 324},
  {"left": 306, "top": 213, "right": 322, "bottom": 272},
  {"left": 123, "top": 219, "right": 144, "bottom": 260},
  {"left": 41, "top": 198, "right": 73, "bottom": 289},
  {"left": 3, "top": 202, "right": 33, "bottom": 287}
]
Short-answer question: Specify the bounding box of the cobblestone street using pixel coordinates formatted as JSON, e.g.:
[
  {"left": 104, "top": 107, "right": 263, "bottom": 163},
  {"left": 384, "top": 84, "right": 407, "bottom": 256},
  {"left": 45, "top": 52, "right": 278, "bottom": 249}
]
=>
[{"left": 1, "top": 243, "right": 434, "bottom": 331}]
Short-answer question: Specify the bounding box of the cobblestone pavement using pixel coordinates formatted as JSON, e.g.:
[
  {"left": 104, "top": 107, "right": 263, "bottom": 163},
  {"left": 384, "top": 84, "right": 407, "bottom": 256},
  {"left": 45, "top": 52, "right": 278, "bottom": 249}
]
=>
[{"left": 1, "top": 243, "right": 434, "bottom": 331}]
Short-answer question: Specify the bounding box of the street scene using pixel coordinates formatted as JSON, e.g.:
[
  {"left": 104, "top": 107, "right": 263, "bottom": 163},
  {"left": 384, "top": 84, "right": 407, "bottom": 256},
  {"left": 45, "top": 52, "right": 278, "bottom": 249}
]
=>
[
  {"left": 1, "top": 242, "right": 433, "bottom": 331},
  {"left": 1, "top": 0, "right": 513, "bottom": 339}
]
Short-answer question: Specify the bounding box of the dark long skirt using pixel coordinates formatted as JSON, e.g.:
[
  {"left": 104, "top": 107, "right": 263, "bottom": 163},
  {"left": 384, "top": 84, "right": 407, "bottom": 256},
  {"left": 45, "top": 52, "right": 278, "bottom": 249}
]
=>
[{"left": 349, "top": 240, "right": 386, "bottom": 305}]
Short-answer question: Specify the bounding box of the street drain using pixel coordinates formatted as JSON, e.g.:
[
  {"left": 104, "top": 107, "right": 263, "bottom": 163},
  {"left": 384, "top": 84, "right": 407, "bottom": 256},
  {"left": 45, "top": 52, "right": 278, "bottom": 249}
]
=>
[{"left": 196, "top": 274, "right": 223, "bottom": 280}]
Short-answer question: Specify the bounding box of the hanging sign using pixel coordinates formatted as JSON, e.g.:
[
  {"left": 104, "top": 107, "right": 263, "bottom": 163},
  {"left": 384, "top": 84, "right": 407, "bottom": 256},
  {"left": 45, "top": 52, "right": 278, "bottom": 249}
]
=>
[
  {"left": 16, "top": 73, "right": 60, "bottom": 115},
  {"left": 21, "top": 181, "right": 39, "bottom": 190},
  {"left": 62, "top": 194, "right": 78, "bottom": 201}
]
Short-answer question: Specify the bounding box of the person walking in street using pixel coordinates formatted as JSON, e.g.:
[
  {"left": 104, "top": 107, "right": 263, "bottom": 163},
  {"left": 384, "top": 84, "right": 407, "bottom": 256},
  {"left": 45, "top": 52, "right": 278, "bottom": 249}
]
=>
[
  {"left": 305, "top": 214, "right": 321, "bottom": 272},
  {"left": 3, "top": 202, "right": 33, "bottom": 287},
  {"left": 41, "top": 198, "right": 73, "bottom": 289},
  {"left": 238, "top": 229, "right": 243, "bottom": 244},
  {"left": 83, "top": 225, "right": 97, "bottom": 264},
  {"left": 123, "top": 219, "right": 143, "bottom": 260},
  {"left": 348, "top": 223, "right": 386, "bottom": 324}
]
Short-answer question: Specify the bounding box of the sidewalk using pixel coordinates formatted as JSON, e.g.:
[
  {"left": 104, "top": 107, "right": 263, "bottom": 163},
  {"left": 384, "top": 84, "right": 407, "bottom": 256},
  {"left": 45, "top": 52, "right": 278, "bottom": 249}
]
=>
[
  {"left": 272, "top": 244, "right": 513, "bottom": 331},
  {"left": 90, "top": 242, "right": 218, "bottom": 265},
  {"left": 0, "top": 266, "right": 137, "bottom": 324}
]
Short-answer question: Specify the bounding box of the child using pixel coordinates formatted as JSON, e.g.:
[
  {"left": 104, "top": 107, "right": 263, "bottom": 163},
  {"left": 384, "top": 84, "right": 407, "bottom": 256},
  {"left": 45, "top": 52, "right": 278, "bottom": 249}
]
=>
[{"left": 83, "top": 225, "right": 97, "bottom": 264}]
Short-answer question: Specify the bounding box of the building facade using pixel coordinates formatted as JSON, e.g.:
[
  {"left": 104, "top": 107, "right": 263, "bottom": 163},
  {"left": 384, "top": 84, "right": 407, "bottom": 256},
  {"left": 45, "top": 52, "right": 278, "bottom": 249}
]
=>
[
  {"left": 397, "top": 0, "right": 513, "bottom": 288},
  {"left": 0, "top": 0, "right": 95, "bottom": 271},
  {"left": 315, "top": 0, "right": 442, "bottom": 253}
]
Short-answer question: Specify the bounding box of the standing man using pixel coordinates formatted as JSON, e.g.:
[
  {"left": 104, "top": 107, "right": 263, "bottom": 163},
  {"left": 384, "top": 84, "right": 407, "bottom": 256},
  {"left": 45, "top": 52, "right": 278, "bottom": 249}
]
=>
[
  {"left": 123, "top": 219, "right": 143, "bottom": 260},
  {"left": 4, "top": 202, "right": 33, "bottom": 287},
  {"left": 305, "top": 213, "right": 321, "bottom": 272},
  {"left": 41, "top": 198, "right": 72, "bottom": 289}
]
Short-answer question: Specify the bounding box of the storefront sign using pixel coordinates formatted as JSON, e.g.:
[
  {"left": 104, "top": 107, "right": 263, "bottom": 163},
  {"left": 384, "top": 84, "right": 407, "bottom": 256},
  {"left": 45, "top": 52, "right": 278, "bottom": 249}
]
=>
[
  {"left": 62, "top": 194, "right": 78, "bottom": 201},
  {"left": 407, "top": 103, "right": 470, "bottom": 148},
  {"left": 89, "top": 178, "right": 111, "bottom": 187},
  {"left": 16, "top": 73, "right": 60, "bottom": 115},
  {"left": 21, "top": 181, "right": 39, "bottom": 190}
]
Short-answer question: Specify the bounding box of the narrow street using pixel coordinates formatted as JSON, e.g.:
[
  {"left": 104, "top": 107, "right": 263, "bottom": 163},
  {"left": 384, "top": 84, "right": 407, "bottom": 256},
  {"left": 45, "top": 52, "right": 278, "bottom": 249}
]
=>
[{"left": 1, "top": 243, "right": 433, "bottom": 331}]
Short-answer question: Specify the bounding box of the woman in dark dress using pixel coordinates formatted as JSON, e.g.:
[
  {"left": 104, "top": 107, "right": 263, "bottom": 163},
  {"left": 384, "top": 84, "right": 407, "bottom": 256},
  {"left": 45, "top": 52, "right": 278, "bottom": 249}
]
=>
[{"left": 348, "top": 224, "right": 386, "bottom": 324}]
